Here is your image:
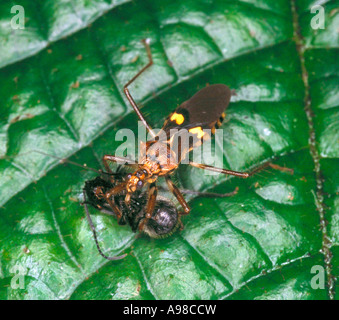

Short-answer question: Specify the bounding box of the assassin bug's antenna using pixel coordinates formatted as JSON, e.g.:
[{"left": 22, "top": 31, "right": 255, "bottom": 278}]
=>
[{"left": 2, "top": 149, "right": 111, "bottom": 176}]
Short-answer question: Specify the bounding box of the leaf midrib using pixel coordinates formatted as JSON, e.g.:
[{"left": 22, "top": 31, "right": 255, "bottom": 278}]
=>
[{"left": 291, "top": 0, "right": 335, "bottom": 300}]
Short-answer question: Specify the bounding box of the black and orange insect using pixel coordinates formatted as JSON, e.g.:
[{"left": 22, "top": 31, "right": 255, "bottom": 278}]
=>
[{"left": 98, "top": 39, "right": 272, "bottom": 233}]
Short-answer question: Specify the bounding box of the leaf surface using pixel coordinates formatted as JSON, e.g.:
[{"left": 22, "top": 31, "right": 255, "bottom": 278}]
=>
[{"left": 0, "top": 0, "right": 338, "bottom": 300}]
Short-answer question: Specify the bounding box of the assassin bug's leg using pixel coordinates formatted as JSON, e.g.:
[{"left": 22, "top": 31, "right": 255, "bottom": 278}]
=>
[
  {"left": 188, "top": 161, "right": 293, "bottom": 178},
  {"left": 267, "top": 163, "right": 294, "bottom": 175},
  {"left": 179, "top": 187, "right": 239, "bottom": 198},
  {"left": 165, "top": 175, "right": 190, "bottom": 215},
  {"left": 155, "top": 185, "right": 239, "bottom": 198},
  {"left": 123, "top": 39, "right": 156, "bottom": 138},
  {"left": 83, "top": 191, "right": 127, "bottom": 261},
  {"left": 138, "top": 182, "right": 158, "bottom": 231}
]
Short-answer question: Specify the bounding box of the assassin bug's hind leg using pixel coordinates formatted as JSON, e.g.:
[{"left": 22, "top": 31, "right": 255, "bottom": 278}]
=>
[{"left": 188, "top": 161, "right": 294, "bottom": 178}]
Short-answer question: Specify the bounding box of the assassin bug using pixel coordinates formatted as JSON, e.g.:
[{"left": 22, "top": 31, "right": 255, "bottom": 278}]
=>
[{"left": 99, "top": 38, "right": 281, "bottom": 232}]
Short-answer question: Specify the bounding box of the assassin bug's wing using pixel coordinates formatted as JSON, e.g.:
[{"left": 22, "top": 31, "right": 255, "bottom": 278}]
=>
[
  {"left": 160, "top": 84, "right": 231, "bottom": 161},
  {"left": 162, "top": 84, "right": 231, "bottom": 134}
]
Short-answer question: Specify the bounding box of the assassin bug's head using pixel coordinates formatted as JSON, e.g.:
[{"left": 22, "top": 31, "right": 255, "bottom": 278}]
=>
[{"left": 125, "top": 169, "right": 149, "bottom": 201}]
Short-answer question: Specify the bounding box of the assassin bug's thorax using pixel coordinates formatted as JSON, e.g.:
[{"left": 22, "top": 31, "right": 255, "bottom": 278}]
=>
[{"left": 125, "top": 140, "right": 178, "bottom": 195}]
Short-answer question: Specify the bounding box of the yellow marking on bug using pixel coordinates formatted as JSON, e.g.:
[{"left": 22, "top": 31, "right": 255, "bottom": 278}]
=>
[
  {"left": 189, "top": 127, "right": 205, "bottom": 139},
  {"left": 170, "top": 112, "right": 184, "bottom": 125}
]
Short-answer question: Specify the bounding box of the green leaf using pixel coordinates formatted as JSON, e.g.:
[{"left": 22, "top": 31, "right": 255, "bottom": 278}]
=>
[{"left": 0, "top": 0, "right": 338, "bottom": 300}]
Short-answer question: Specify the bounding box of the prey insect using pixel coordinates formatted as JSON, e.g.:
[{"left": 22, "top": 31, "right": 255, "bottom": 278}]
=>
[
  {"left": 100, "top": 38, "right": 279, "bottom": 232},
  {"left": 83, "top": 168, "right": 239, "bottom": 261},
  {"left": 83, "top": 169, "right": 180, "bottom": 260}
]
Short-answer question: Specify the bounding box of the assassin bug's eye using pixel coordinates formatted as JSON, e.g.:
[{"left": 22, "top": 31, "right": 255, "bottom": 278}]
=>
[
  {"left": 126, "top": 173, "right": 132, "bottom": 180},
  {"left": 136, "top": 180, "right": 143, "bottom": 189},
  {"left": 136, "top": 171, "right": 142, "bottom": 178}
]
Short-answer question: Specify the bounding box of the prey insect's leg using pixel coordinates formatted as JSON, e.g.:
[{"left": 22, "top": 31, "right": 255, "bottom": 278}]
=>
[
  {"left": 104, "top": 181, "right": 127, "bottom": 221},
  {"left": 188, "top": 161, "right": 293, "bottom": 178},
  {"left": 102, "top": 155, "right": 136, "bottom": 221},
  {"left": 83, "top": 191, "right": 127, "bottom": 261},
  {"left": 123, "top": 39, "right": 156, "bottom": 138},
  {"left": 138, "top": 182, "right": 158, "bottom": 231},
  {"left": 165, "top": 175, "right": 190, "bottom": 215}
]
